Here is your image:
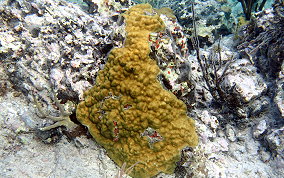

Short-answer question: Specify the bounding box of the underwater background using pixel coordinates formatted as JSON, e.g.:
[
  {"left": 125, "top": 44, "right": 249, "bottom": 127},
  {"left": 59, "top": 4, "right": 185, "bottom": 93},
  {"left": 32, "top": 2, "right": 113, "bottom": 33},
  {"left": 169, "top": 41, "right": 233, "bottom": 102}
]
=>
[{"left": 0, "top": 0, "right": 283, "bottom": 177}]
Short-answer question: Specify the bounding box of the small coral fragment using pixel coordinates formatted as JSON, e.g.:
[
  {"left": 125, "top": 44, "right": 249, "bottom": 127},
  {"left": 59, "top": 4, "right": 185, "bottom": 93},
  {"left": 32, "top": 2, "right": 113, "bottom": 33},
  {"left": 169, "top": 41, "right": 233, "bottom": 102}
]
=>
[
  {"left": 76, "top": 4, "right": 198, "bottom": 178},
  {"left": 34, "top": 93, "right": 77, "bottom": 131}
]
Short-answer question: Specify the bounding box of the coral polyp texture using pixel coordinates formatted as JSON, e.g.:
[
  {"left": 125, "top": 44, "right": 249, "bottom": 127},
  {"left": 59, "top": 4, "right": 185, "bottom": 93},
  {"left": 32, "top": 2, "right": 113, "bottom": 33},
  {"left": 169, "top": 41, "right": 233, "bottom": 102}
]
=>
[{"left": 76, "top": 4, "right": 198, "bottom": 178}]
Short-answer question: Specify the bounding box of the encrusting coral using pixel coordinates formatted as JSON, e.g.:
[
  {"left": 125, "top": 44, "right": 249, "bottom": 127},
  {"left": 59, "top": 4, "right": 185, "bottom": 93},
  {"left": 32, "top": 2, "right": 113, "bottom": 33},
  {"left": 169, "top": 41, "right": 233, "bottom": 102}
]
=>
[{"left": 76, "top": 4, "right": 198, "bottom": 178}]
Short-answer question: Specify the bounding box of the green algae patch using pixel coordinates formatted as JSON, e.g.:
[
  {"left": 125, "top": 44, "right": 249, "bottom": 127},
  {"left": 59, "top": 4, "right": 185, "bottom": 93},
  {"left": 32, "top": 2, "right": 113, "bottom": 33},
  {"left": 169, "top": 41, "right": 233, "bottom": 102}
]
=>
[
  {"left": 155, "top": 7, "right": 176, "bottom": 19},
  {"left": 76, "top": 4, "right": 198, "bottom": 178}
]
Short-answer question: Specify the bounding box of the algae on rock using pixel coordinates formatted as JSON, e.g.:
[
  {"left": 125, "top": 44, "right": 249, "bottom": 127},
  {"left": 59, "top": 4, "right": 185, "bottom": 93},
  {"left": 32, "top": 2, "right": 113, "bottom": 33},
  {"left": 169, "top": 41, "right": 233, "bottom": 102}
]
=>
[{"left": 76, "top": 4, "right": 198, "bottom": 178}]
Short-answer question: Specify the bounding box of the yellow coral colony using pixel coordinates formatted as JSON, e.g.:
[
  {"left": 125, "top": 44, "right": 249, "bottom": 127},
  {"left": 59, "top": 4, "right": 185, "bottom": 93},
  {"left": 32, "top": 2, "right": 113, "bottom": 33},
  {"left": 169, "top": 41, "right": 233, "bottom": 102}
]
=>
[{"left": 76, "top": 4, "right": 198, "bottom": 178}]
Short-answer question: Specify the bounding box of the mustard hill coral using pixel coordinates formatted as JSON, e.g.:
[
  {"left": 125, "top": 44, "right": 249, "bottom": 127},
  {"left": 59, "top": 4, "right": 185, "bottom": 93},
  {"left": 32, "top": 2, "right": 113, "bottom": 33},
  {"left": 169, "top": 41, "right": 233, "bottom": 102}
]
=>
[{"left": 76, "top": 4, "right": 198, "bottom": 178}]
